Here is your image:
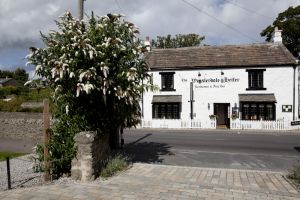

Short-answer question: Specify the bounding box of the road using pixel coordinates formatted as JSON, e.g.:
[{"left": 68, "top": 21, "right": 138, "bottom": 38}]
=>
[{"left": 123, "top": 129, "right": 300, "bottom": 172}]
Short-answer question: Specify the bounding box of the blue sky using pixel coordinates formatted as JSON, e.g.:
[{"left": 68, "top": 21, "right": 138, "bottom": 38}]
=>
[{"left": 0, "top": 0, "right": 299, "bottom": 76}]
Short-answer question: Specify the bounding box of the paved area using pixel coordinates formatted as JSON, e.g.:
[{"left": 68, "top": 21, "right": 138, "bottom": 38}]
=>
[{"left": 0, "top": 163, "right": 299, "bottom": 200}]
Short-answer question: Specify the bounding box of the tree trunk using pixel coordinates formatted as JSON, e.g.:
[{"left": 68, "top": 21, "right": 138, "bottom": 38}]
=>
[{"left": 109, "top": 126, "right": 120, "bottom": 149}]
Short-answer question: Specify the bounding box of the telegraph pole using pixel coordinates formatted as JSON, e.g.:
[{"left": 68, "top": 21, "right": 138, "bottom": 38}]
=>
[{"left": 78, "top": 0, "right": 85, "bottom": 20}]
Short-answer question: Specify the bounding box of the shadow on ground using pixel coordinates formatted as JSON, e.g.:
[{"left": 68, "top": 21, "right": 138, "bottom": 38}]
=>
[{"left": 123, "top": 134, "right": 173, "bottom": 164}]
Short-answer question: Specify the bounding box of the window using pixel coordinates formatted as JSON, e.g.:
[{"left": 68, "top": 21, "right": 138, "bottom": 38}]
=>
[
  {"left": 241, "top": 102, "right": 275, "bottom": 120},
  {"left": 160, "top": 72, "right": 175, "bottom": 91},
  {"left": 152, "top": 103, "right": 180, "bottom": 119},
  {"left": 246, "top": 69, "right": 266, "bottom": 90}
]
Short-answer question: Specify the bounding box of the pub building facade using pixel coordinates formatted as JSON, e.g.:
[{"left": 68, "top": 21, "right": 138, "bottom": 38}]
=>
[{"left": 142, "top": 30, "right": 298, "bottom": 128}]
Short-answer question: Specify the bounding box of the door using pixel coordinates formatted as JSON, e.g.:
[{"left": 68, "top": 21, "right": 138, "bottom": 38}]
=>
[{"left": 214, "top": 103, "right": 230, "bottom": 128}]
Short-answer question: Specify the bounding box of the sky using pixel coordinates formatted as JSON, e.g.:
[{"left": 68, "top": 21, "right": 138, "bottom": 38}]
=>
[{"left": 0, "top": 0, "right": 299, "bottom": 75}]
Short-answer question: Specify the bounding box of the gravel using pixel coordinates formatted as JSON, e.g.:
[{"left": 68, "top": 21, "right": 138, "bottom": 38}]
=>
[
  {"left": 0, "top": 154, "right": 108, "bottom": 192},
  {"left": 0, "top": 155, "right": 43, "bottom": 191}
]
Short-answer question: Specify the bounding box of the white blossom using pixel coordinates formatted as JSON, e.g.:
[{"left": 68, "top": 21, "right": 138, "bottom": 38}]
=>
[
  {"left": 24, "top": 80, "right": 32, "bottom": 86},
  {"left": 69, "top": 72, "right": 75, "bottom": 78}
]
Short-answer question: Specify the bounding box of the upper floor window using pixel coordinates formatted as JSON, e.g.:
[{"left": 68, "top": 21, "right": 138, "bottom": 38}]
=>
[
  {"left": 246, "top": 69, "right": 266, "bottom": 90},
  {"left": 160, "top": 72, "right": 175, "bottom": 91}
]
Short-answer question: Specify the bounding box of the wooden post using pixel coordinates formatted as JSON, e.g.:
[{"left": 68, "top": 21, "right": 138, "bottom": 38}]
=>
[
  {"left": 43, "top": 99, "right": 50, "bottom": 182},
  {"left": 6, "top": 157, "right": 11, "bottom": 190}
]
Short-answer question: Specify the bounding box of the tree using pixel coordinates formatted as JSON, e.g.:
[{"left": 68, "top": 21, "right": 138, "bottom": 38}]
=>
[
  {"left": 13, "top": 68, "right": 28, "bottom": 83},
  {"left": 0, "top": 70, "right": 13, "bottom": 78},
  {"left": 27, "top": 12, "right": 153, "bottom": 176},
  {"left": 260, "top": 5, "right": 300, "bottom": 57},
  {"left": 151, "top": 33, "right": 205, "bottom": 48}
]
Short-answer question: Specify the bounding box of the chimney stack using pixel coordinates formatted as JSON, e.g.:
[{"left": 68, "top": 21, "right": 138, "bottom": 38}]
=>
[
  {"left": 272, "top": 27, "right": 282, "bottom": 43},
  {"left": 144, "top": 36, "right": 151, "bottom": 52}
]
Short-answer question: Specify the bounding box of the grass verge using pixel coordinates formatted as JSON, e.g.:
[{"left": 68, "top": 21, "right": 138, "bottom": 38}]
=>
[
  {"left": 0, "top": 152, "right": 26, "bottom": 161},
  {"left": 100, "top": 153, "right": 129, "bottom": 178}
]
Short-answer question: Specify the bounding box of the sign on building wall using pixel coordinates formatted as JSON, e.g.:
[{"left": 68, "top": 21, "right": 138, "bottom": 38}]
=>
[
  {"left": 282, "top": 105, "right": 292, "bottom": 112},
  {"left": 181, "top": 76, "right": 240, "bottom": 89}
]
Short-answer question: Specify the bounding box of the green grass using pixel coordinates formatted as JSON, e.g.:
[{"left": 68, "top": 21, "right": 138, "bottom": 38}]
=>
[
  {"left": 0, "top": 152, "right": 26, "bottom": 161},
  {"left": 0, "top": 88, "right": 53, "bottom": 113},
  {"left": 100, "top": 153, "right": 129, "bottom": 178}
]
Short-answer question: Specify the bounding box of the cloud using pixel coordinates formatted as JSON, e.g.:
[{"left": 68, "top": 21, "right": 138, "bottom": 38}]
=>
[{"left": 0, "top": 0, "right": 298, "bottom": 68}]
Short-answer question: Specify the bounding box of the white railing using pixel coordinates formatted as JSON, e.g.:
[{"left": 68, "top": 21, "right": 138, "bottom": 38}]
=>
[
  {"left": 141, "top": 119, "right": 216, "bottom": 129},
  {"left": 141, "top": 118, "right": 300, "bottom": 130},
  {"left": 230, "top": 119, "right": 295, "bottom": 130}
]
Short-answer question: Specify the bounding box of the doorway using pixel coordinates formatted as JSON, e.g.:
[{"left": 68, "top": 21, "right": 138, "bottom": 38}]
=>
[{"left": 214, "top": 103, "right": 230, "bottom": 128}]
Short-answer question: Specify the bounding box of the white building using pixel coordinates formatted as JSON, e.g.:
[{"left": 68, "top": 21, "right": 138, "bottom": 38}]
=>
[{"left": 142, "top": 30, "right": 298, "bottom": 129}]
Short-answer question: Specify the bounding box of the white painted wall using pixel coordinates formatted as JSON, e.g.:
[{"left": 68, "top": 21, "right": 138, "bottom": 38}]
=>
[{"left": 143, "top": 66, "right": 298, "bottom": 122}]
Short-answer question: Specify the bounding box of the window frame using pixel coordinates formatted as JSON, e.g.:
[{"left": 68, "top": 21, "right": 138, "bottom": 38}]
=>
[
  {"left": 159, "top": 72, "right": 176, "bottom": 91},
  {"left": 241, "top": 102, "right": 275, "bottom": 120},
  {"left": 152, "top": 103, "right": 181, "bottom": 119},
  {"left": 246, "top": 69, "right": 266, "bottom": 90}
]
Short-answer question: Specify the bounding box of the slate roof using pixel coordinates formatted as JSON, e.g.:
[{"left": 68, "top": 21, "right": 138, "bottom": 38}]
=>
[
  {"left": 146, "top": 43, "right": 296, "bottom": 70},
  {"left": 152, "top": 95, "right": 182, "bottom": 103},
  {"left": 239, "top": 94, "right": 277, "bottom": 102}
]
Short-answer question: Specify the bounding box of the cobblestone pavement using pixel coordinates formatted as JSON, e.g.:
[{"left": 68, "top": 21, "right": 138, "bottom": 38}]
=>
[{"left": 0, "top": 163, "right": 299, "bottom": 200}]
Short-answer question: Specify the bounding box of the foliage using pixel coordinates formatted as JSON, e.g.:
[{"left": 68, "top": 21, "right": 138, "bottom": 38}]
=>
[
  {"left": 260, "top": 5, "right": 300, "bottom": 57},
  {"left": 0, "top": 86, "right": 24, "bottom": 97},
  {"left": 0, "top": 152, "right": 26, "bottom": 161},
  {"left": 151, "top": 33, "right": 205, "bottom": 49},
  {"left": 100, "top": 153, "right": 129, "bottom": 178},
  {"left": 0, "top": 68, "right": 29, "bottom": 83},
  {"left": 23, "top": 88, "right": 52, "bottom": 101},
  {"left": 0, "top": 98, "right": 24, "bottom": 112},
  {"left": 0, "top": 88, "right": 51, "bottom": 113},
  {"left": 14, "top": 68, "right": 29, "bottom": 82},
  {"left": 288, "top": 164, "right": 300, "bottom": 186},
  {"left": 27, "top": 12, "right": 153, "bottom": 177}
]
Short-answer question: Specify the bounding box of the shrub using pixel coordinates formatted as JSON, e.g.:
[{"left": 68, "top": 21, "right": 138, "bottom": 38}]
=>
[
  {"left": 26, "top": 11, "right": 153, "bottom": 178},
  {"left": 100, "top": 153, "right": 129, "bottom": 178},
  {"left": 0, "top": 97, "right": 23, "bottom": 112}
]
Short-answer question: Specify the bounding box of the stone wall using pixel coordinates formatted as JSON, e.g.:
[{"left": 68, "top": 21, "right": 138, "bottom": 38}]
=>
[
  {"left": 71, "top": 131, "right": 110, "bottom": 182},
  {"left": 0, "top": 112, "right": 44, "bottom": 141}
]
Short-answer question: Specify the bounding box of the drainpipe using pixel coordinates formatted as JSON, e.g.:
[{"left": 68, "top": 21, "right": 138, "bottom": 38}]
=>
[
  {"left": 293, "top": 64, "right": 296, "bottom": 121},
  {"left": 189, "top": 82, "right": 194, "bottom": 128}
]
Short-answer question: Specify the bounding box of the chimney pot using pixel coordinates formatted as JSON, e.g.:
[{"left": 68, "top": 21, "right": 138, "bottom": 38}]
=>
[
  {"left": 144, "top": 36, "right": 151, "bottom": 52},
  {"left": 272, "top": 26, "right": 282, "bottom": 43}
]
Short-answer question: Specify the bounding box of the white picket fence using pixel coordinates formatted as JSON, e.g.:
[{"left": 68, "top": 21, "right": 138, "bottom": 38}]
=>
[
  {"left": 141, "top": 118, "right": 300, "bottom": 130},
  {"left": 230, "top": 119, "right": 299, "bottom": 130},
  {"left": 141, "top": 119, "right": 216, "bottom": 129}
]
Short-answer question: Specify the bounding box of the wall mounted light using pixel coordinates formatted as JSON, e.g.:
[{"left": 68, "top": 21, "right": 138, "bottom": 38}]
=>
[
  {"left": 208, "top": 103, "right": 210, "bottom": 110},
  {"left": 198, "top": 72, "right": 201, "bottom": 77},
  {"left": 221, "top": 70, "right": 224, "bottom": 75}
]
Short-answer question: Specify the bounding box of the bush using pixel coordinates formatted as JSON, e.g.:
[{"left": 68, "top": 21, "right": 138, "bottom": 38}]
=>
[
  {"left": 288, "top": 165, "right": 300, "bottom": 186},
  {"left": 0, "top": 97, "right": 23, "bottom": 112},
  {"left": 100, "top": 153, "right": 129, "bottom": 178}
]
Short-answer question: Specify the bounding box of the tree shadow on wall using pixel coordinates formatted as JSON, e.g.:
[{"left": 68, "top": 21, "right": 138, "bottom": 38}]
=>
[{"left": 123, "top": 139, "right": 174, "bottom": 164}]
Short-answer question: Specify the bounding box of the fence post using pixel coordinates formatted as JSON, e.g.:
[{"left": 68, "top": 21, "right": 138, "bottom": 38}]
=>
[
  {"left": 6, "top": 157, "right": 11, "bottom": 190},
  {"left": 43, "top": 99, "right": 50, "bottom": 182}
]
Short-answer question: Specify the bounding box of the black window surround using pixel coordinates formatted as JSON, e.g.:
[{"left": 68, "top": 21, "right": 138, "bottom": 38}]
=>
[
  {"left": 246, "top": 69, "right": 266, "bottom": 90},
  {"left": 159, "top": 72, "right": 176, "bottom": 91},
  {"left": 152, "top": 103, "right": 181, "bottom": 119},
  {"left": 240, "top": 102, "right": 275, "bottom": 120}
]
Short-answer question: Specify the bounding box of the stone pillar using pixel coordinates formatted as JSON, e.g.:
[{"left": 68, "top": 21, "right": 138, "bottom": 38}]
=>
[{"left": 71, "top": 131, "right": 110, "bottom": 182}]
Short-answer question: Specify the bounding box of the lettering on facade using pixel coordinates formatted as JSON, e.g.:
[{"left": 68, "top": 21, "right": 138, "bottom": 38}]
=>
[{"left": 189, "top": 77, "right": 240, "bottom": 89}]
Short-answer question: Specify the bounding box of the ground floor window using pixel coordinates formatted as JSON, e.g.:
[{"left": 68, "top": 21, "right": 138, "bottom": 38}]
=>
[
  {"left": 241, "top": 102, "right": 275, "bottom": 120},
  {"left": 152, "top": 103, "right": 181, "bottom": 119}
]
